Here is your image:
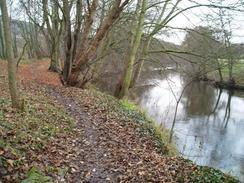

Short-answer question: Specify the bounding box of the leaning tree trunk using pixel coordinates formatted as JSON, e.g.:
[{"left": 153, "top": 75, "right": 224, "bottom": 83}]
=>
[
  {"left": 67, "top": 52, "right": 90, "bottom": 86},
  {"left": 1, "top": 0, "right": 22, "bottom": 109},
  {"left": 66, "top": 0, "right": 130, "bottom": 87},
  {"left": 119, "top": 0, "right": 147, "bottom": 98},
  {"left": 130, "top": 36, "right": 151, "bottom": 88}
]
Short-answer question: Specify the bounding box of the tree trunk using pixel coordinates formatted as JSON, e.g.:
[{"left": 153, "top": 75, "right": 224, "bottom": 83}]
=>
[
  {"left": 43, "top": 0, "right": 61, "bottom": 72},
  {"left": 228, "top": 58, "right": 233, "bottom": 82},
  {"left": 218, "top": 67, "right": 223, "bottom": 82},
  {"left": 0, "top": 19, "right": 5, "bottom": 59},
  {"left": 119, "top": 0, "right": 147, "bottom": 98},
  {"left": 65, "top": 0, "right": 129, "bottom": 86},
  {"left": 1, "top": 0, "right": 21, "bottom": 109},
  {"left": 49, "top": 41, "right": 60, "bottom": 72},
  {"left": 12, "top": 32, "right": 18, "bottom": 58},
  {"left": 62, "top": 0, "right": 73, "bottom": 82},
  {"left": 62, "top": 0, "right": 83, "bottom": 83},
  {"left": 32, "top": 24, "right": 42, "bottom": 59},
  {"left": 130, "top": 36, "right": 151, "bottom": 88},
  {"left": 49, "top": 1, "right": 61, "bottom": 72}
]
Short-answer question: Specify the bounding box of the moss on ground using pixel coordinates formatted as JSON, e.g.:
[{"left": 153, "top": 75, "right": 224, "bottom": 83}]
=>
[{"left": 21, "top": 166, "right": 52, "bottom": 183}]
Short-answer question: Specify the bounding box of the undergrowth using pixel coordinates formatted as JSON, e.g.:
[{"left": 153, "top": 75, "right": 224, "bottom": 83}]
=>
[
  {"left": 190, "top": 166, "right": 240, "bottom": 183},
  {"left": 120, "top": 99, "right": 177, "bottom": 155},
  {"left": 0, "top": 80, "right": 74, "bottom": 182},
  {"left": 87, "top": 89, "right": 177, "bottom": 155}
]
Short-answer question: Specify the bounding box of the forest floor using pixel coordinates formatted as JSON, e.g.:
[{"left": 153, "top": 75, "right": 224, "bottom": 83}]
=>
[{"left": 0, "top": 60, "right": 240, "bottom": 182}]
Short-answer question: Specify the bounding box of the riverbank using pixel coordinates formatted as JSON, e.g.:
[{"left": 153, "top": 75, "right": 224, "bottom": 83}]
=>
[
  {"left": 214, "top": 80, "right": 244, "bottom": 90},
  {"left": 0, "top": 61, "right": 241, "bottom": 182},
  {"left": 200, "top": 77, "right": 244, "bottom": 91},
  {"left": 204, "top": 64, "right": 244, "bottom": 91}
]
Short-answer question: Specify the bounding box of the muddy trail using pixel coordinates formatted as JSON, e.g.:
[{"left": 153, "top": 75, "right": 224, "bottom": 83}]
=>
[
  {"left": 19, "top": 61, "right": 119, "bottom": 181},
  {"left": 17, "top": 61, "right": 185, "bottom": 182},
  {"left": 46, "top": 86, "right": 120, "bottom": 182},
  {"left": 26, "top": 86, "right": 184, "bottom": 183}
]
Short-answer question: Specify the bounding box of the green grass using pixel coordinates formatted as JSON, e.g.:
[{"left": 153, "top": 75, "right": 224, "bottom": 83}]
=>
[
  {"left": 222, "top": 63, "right": 244, "bottom": 85},
  {"left": 190, "top": 166, "right": 240, "bottom": 183},
  {"left": 209, "top": 59, "right": 244, "bottom": 85},
  {"left": 21, "top": 166, "right": 52, "bottom": 183},
  {"left": 221, "top": 63, "right": 244, "bottom": 76}
]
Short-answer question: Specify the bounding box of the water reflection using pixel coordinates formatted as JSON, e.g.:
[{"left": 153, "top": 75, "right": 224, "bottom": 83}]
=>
[
  {"left": 132, "top": 73, "right": 244, "bottom": 182},
  {"left": 184, "top": 81, "right": 216, "bottom": 116}
]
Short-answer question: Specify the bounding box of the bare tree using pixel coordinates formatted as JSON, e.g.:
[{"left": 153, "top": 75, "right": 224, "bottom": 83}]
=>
[
  {"left": 62, "top": 0, "right": 83, "bottom": 82},
  {"left": 1, "top": 0, "right": 22, "bottom": 109},
  {"left": 63, "top": 0, "right": 131, "bottom": 87},
  {"left": 130, "top": 0, "right": 242, "bottom": 87},
  {"left": 20, "top": 0, "right": 62, "bottom": 71}
]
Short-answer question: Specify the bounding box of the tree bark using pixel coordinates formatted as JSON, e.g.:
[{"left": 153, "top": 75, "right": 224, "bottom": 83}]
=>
[
  {"left": 62, "top": 0, "right": 83, "bottom": 82},
  {"left": 119, "top": 0, "right": 147, "bottom": 98},
  {"left": 130, "top": 36, "right": 151, "bottom": 88},
  {"left": 0, "top": 19, "right": 5, "bottom": 59},
  {"left": 62, "top": 0, "right": 72, "bottom": 82},
  {"left": 49, "top": 0, "right": 62, "bottom": 72},
  {"left": 43, "top": 0, "right": 61, "bottom": 72},
  {"left": 1, "top": 0, "right": 21, "bottom": 109},
  {"left": 12, "top": 25, "right": 18, "bottom": 58},
  {"left": 66, "top": 0, "right": 130, "bottom": 87}
]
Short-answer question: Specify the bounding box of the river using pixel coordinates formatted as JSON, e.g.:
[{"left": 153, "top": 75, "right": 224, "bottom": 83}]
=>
[{"left": 131, "top": 71, "right": 244, "bottom": 182}]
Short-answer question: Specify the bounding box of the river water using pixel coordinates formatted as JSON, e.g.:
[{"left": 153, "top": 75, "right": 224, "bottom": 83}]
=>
[{"left": 131, "top": 72, "right": 244, "bottom": 182}]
